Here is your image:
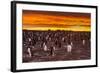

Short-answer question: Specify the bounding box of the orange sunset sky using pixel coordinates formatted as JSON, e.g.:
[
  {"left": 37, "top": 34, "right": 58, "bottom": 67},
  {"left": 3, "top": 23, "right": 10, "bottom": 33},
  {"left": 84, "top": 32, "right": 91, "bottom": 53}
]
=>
[{"left": 22, "top": 10, "right": 91, "bottom": 31}]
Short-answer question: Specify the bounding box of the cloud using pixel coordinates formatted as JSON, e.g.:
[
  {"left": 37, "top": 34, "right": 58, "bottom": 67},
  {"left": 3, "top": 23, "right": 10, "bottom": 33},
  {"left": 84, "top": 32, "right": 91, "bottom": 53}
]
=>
[{"left": 22, "top": 10, "right": 91, "bottom": 31}]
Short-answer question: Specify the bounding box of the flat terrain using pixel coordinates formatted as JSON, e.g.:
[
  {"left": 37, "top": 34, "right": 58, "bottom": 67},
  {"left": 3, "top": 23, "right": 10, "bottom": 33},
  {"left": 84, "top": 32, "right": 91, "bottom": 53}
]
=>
[{"left": 22, "top": 30, "right": 91, "bottom": 63}]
